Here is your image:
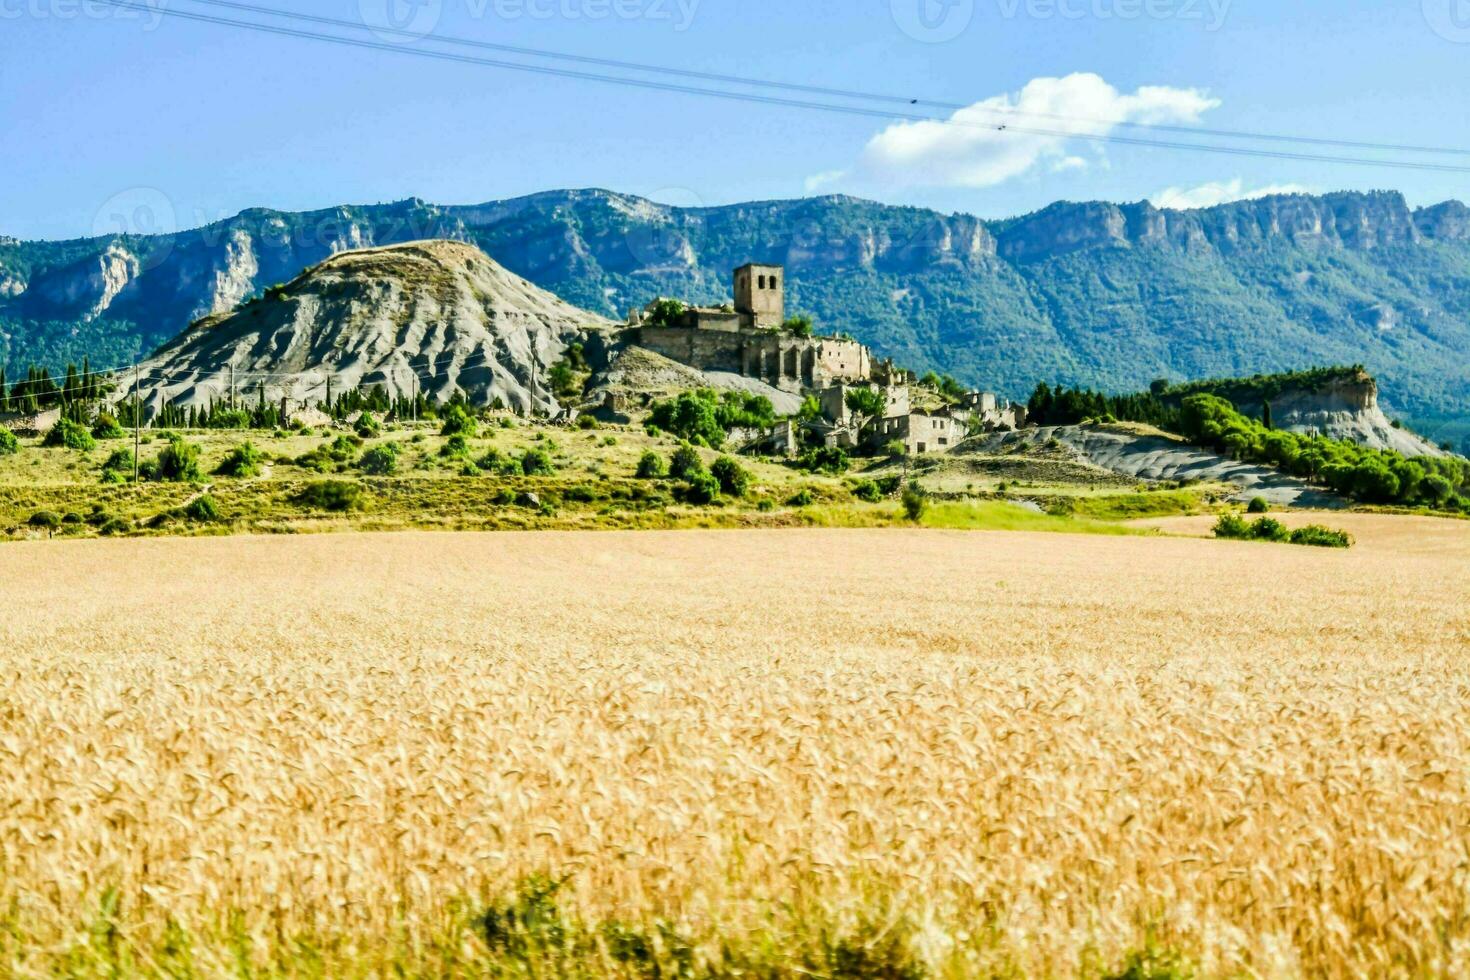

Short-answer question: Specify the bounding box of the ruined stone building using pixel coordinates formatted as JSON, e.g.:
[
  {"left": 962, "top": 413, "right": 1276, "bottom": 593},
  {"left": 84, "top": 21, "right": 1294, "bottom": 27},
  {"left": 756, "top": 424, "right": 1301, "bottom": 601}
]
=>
[{"left": 635, "top": 264, "right": 871, "bottom": 394}]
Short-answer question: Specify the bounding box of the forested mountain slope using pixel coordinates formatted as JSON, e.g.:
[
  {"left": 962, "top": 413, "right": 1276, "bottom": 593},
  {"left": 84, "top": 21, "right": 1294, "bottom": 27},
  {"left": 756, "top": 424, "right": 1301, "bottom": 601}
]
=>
[{"left": 4, "top": 188, "right": 1468, "bottom": 446}]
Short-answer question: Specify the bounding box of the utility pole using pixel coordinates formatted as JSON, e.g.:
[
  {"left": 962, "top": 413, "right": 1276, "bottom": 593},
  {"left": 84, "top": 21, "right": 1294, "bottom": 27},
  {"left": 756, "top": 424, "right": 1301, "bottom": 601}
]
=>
[
  {"left": 411, "top": 374, "right": 418, "bottom": 425},
  {"left": 229, "top": 364, "right": 235, "bottom": 412},
  {"left": 529, "top": 340, "right": 538, "bottom": 420},
  {"left": 131, "top": 361, "right": 140, "bottom": 484}
]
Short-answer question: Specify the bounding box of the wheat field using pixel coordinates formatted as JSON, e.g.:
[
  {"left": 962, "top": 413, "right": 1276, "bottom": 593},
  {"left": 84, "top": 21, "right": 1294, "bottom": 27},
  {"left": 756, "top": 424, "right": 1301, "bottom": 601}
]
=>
[{"left": 2, "top": 517, "right": 1468, "bottom": 977}]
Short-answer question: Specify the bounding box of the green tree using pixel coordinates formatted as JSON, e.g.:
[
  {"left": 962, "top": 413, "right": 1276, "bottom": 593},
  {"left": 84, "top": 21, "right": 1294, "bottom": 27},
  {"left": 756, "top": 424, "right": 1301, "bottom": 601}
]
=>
[
  {"left": 0, "top": 427, "right": 17, "bottom": 457},
  {"left": 153, "top": 434, "right": 202, "bottom": 482},
  {"left": 710, "top": 456, "right": 750, "bottom": 497},
  {"left": 440, "top": 404, "right": 478, "bottom": 438},
  {"left": 901, "top": 482, "right": 926, "bottom": 522},
  {"left": 635, "top": 451, "right": 667, "bottom": 479},
  {"left": 358, "top": 444, "right": 399, "bottom": 476},
  {"left": 644, "top": 298, "right": 686, "bottom": 328},
  {"left": 669, "top": 443, "right": 704, "bottom": 480},
  {"left": 43, "top": 418, "right": 95, "bottom": 452},
  {"left": 782, "top": 315, "right": 813, "bottom": 338}
]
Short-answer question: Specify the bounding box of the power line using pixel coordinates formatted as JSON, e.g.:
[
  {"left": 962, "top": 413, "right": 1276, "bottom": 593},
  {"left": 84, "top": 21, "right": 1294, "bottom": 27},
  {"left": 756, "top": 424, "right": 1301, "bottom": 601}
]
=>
[
  {"left": 93, "top": 0, "right": 1470, "bottom": 175},
  {"left": 176, "top": 0, "right": 1470, "bottom": 160}
]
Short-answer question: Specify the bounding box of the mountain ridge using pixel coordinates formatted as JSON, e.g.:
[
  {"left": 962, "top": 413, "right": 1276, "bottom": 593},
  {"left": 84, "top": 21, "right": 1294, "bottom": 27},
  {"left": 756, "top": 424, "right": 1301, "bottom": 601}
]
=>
[{"left": 3, "top": 187, "right": 1469, "bottom": 447}]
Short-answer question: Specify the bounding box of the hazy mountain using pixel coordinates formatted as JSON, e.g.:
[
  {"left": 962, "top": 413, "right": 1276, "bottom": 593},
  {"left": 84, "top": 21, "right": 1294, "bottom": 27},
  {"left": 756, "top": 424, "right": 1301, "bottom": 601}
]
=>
[{"left": 3, "top": 188, "right": 1468, "bottom": 445}]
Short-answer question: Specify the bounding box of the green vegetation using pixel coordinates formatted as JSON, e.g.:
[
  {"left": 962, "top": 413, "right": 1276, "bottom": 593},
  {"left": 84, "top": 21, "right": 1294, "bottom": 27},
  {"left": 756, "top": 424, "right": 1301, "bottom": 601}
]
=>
[
  {"left": 635, "top": 450, "right": 667, "bottom": 479},
  {"left": 782, "top": 314, "right": 813, "bottom": 338},
  {"left": 214, "top": 441, "right": 264, "bottom": 478},
  {"left": 0, "top": 427, "right": 17, "bottom": 457},
  {"left": 90, "top": 413, "right": 124, "bottom": 440},
  {"left": 295, "top": 480, "right": 367, "bottom": 513},
  {"left": 793, "top": 445, "right": 850, "bottom": 475},
  {"left": 43, "top": 418, "right": 96, "bottom": 452},
  {"left": 358, "top": 443, "right": 399, "bottom": 476},
  {"left": 1213, "top": 513, "right": 1354, "bottom": 548},
  {"left": 647, "top": 389, "right": 777, "bottom": 448},
  {"left": 148, "top": 433, "right": 202, "bottom": 482},
  {"left": 901, "top": 482, "right": 927, "bottom": 522},
  {"left": 1179, "top": 394, "right": 1468, "bottom": 511},
  {"left": 710, "top": 456, "right": 750, "bottom": 497},
  {"left": 439, "top": 405, "right": 478, "bottom": 438},
  {"left": 643, "top": 298, "right": 686, "bottom": 327}
]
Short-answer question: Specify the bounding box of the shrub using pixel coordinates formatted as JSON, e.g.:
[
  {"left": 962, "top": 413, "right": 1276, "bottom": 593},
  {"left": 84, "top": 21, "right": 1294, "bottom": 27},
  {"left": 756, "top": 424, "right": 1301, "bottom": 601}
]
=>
[
  {"left": 1248, "top": 517, "right": 1290, "bottom": 542},
  {"left": 91, "top": 413, "right": 125, "bottom": 439},
  {"left": 0, "top": 427, "right": 17, "bottom": 456},
  {"left": 710, "top": 456, "right": 750, "bottom": 497},
  {"left": 98, "top": 517, "right": 130, "bottom": 536},
  {"left": 681, "top": 471, "right": 721, "bottom": 505},
  {"left": 43, "top": 418, "right": 95, "bottom": 452},
  {"left": 1246, "top": 496, "right": 1270, "bottom": 513},
  {"left": 355, "top": 412, "right": 381, "bottom": 438},
  {"left": 795, "top": 446, "right": 849, "bottom": 475},
  {"left": 296, "top": 434, "right": 362, "bottom": 473},
  {"left": 215, "top": 441, "right": 264, "bottom": 478},
  {"left": 154, "top": 434, "right": 202, "bottom": 482},
  {"left": 901, "top": 482, "right": 927, "bottom": 522},
  {"left": 787, "top": 488, "right": 815, "bottom": 507},
  {"left": 635, "top": 451, "right": 667, "bottom": 479},
  {"left": 883, "top": 439, "right": 906, "bottom": 459},
  {"left": 100, "top": 448, "right": 135, "bottom": 483},
  {"left": 1288, "top": 525, "right": 1354, "bottom": 548},
  {"left": 27, "top": 511, "right": 61, "bottom": 535},
  {"left": 184, "top": 494, "right": 221, "bottom": 522},
  {"left": 669, "top": 443, "right": 704, "bottom": 481},
  {"left": 576, "top": 414, "right": 599, "bottom": 430},
  {"left": 294, "top": 480, "right": 367, "bottom": 512},
  {"left": 1212, "top": 513, "right": 1251, "bottom": 539},
  {"left": 851, "top": 479, "right": 883, "bottom": 503},
  {"left": 520, "top": 448, "right": 555, "bottom": 476},
  {"left": 439, "top": 405, "right": 478, "bottom": 438},
  {"left": 440, "top": 434, "right": 470, "bottom": 458},
  {"left": 358, "top": 443, "right": 400, "bottom": 476}
]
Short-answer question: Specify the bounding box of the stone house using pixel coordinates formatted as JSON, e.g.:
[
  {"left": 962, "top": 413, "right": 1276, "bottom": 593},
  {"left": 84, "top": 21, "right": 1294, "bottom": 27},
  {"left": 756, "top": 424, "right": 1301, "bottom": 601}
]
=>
[
  {"left": 635, "top": 264, "right": 871, "bottom": 393},
  {"left": 864, "top": 410, "right": 968, "bottom": 455}
]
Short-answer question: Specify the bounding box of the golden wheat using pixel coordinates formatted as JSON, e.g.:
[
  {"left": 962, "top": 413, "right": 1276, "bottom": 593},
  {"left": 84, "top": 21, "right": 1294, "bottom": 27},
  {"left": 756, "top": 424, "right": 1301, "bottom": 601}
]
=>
[{"left": 1, "top": 516, "right": 1468, "bottom": 976}]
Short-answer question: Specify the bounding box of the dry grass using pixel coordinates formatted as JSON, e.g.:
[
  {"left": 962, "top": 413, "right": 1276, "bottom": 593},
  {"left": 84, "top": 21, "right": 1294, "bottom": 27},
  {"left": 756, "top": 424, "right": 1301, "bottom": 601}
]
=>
[{"left": 2, "top": 518, "right": 1468, "bottom": 976}]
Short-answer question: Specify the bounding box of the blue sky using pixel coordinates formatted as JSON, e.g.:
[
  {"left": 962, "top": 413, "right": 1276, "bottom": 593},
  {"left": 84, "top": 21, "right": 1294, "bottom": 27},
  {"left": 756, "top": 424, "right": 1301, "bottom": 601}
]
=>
[{"left": 3, "top": 0, "right": 1469, "bottom": 240}]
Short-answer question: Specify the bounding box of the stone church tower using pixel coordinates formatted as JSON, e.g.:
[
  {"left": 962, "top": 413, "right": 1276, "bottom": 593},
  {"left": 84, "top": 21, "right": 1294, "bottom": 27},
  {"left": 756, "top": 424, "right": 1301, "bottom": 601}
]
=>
[{"left": 734, "top": 263, "right": 785, "bottom": 329}]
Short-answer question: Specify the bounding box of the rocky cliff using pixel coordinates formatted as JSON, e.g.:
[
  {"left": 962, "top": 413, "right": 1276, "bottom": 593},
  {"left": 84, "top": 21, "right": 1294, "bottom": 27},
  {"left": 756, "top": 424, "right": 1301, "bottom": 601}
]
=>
[
  {"left": 131, "top": 240, "right": 612, "bottom": 417},
  {"left": 4, "top": 188, "right": 1469, "bottom": 445}
]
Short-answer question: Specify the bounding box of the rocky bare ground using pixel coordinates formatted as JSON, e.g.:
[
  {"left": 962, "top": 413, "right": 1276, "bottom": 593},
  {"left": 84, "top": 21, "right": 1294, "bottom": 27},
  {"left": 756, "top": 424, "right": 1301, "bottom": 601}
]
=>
[
  {"left": 130, "top": 240, "right": 613, "bottom": 417},
  {"left": 971, "top": 425, "right": 1343, "bottom": 507}
]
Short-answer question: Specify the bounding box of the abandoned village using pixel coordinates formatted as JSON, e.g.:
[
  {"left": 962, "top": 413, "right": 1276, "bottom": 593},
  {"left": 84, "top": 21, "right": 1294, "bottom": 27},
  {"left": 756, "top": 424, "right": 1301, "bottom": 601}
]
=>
[{"left": 622, "top": 262, "right": 1026, "bottom": 456}]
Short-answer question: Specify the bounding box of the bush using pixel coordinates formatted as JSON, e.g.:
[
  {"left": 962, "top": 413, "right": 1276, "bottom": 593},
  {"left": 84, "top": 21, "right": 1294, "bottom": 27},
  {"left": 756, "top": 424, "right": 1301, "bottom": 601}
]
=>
[
  {"left": 901, "top": 482, "right": 927, "bottom": 522},
  {"left": 710, "top": 456, "right": 750, "bottom": 497},
  {"left": 440, "top": 434, "right": 471, "bottom": 458},
  {"left": 215, "top": 441, "right": 264, "bottom": 478},
  {"left": 98, "top": 517, "right": 130, "bottom": 536},
  {"left": 635, "top": 451, "right": 667, "bottom": 479},
  {"left": 851, "top": 479, "right": 883, "bottom": 502},
  {"left": 669, "top": 443, "right": 704, "bottom": 480},
  {"left": 794, "top": 446, "right": 849, "bottom": 475},
  {"left": 355, "top": 412, "right": 381, "bottom": 438},
  {"left": 787, "top": 488, "right": 815, "bottom": 507},
  {"left": 43, "top": 418, "right": 95, "bottom": 452},
  {"left": 1246, "top": 496, "right": 1269, "bottom": 513},
  {"left": 440, "top": 405, "right": 478, "bottom": 438},
  {"left": 1288, "top": 524, "right": 1354, "bottom": 548},
  {"left": 294, "top": 480, "right": 367, "bottom": 512},
  {"left": 184, "top": 494, "right": 221, "bottom": 522},
  {"left": 681, "top": 471, "right": 722, "bottom": 505},
  {"left": 1212, "top": 513, "right": 1251, "bottom": 539},
  {"left": 520, "top": 448, "right": 555, "bottom": 476},
  {"left": 0, "top": 427, "right": 17, "bottom": 456},
  {"left": 27, "top": 511, "right": 61, "bottom": 534},
  {"left": 154, "top": 434, "right": 202, "bottom": 482},
  {"left": 576, "top": 414, "right": 599, "bottom": 430},
  {"left": 91, "top": 413, "right": 125, "bottom": 439},
  {"left": 1248, "top": 516, "right": 1290, "bottom": 541},
  {"left": 207, "top": 409, "right": 252, "bottom": 430},
  {"left": 100, "top": 448, "right": 135, "bottom": 483},
  {"left": 296, "top": 434, "right": 362, "bottom": 473},
  {"left": 358, "top": 443, "right": 400, "bottom": 476}
]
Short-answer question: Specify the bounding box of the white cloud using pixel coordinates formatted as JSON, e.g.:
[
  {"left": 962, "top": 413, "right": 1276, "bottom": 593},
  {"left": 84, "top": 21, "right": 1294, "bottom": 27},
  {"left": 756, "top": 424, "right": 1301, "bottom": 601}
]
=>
[
  {"left": 813, "top": 73, "right": 1220, "bottom": 191},
  {"left": 1149, "top": 178, "right": 1313, "bottom": 210},
  {"left": 804, "top": 170, "right": 847, "bottom": 193}
]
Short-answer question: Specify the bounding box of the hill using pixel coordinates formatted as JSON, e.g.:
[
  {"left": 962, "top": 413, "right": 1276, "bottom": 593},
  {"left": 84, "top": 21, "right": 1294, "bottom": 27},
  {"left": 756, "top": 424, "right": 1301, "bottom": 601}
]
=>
[
  {"left": 130, "top": 240, "right": 612, "bottom": 416},
  {"left": 4, "top": 188, "right": 1469, "bottom": 445}
]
